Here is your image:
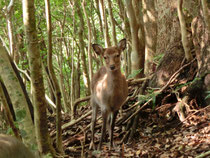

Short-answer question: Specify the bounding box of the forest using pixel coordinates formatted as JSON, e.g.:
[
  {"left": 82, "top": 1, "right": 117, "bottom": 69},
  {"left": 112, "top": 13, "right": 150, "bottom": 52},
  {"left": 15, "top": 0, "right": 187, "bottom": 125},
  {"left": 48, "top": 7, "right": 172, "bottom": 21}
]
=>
[{"left": 0, "top": 0, "right": 209, "bottom": 157}]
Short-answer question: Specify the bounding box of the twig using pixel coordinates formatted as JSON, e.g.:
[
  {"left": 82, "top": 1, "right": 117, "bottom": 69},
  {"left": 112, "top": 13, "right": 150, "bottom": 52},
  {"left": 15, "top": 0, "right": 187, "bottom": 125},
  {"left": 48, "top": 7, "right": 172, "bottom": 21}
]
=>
[
  {"left": 156, "top": 58, "right": 196, "bottom": 94},
  {"left": 124, "top": 98, "right": 153, "bottom": 124},
  {"left": 195, "top": 150, "right": 210, "bottom": 158}
]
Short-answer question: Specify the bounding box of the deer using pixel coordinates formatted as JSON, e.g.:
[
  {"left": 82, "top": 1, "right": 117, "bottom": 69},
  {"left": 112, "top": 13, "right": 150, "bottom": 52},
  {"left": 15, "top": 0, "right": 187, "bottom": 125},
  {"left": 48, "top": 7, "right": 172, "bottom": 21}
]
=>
[
  {"left": 0, "top": 134, "right": 36, "bottom": 158},
  {"left": 89, "top": 39, "right": 128, "bottom": 150}
]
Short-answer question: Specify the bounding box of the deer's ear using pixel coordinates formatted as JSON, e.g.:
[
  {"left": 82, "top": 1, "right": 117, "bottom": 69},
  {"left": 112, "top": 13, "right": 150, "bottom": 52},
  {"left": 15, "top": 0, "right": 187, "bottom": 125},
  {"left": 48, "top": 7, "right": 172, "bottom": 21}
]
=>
[
  {"left": 92, "top": 44, "right": 104, "bottom": 55},
  {"left": 118, "top": 38, "right": 126, "bottom": 51}
]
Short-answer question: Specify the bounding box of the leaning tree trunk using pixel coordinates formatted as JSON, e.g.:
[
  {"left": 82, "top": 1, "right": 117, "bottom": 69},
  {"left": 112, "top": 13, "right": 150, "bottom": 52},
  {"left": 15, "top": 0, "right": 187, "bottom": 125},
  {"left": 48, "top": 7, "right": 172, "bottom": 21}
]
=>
[
  {"left": 22, "top": 0, "right": 55, "bottom": 155},
  {"left": 0, "top": 79, "right": 21, "bottom": 140},
  {"left": 0, "top": 41, "right": 36, "bottom": 147}
]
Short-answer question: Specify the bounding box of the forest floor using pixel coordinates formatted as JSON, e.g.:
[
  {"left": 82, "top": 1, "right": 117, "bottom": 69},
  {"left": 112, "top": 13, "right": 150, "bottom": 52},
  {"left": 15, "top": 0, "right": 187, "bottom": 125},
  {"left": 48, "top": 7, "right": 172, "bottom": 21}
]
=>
[
  {"left": 49, "top": 102, "right": 210, "bottom": 158},
  {"left": 47, "top": 59, "right": 210, "bottom": 158}
]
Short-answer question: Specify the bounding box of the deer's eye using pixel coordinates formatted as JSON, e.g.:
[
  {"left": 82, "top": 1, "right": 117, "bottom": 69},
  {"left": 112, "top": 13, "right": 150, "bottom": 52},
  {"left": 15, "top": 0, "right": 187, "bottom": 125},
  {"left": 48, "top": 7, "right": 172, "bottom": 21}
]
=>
[
  {"left": 116, "top": 54, "right": 120, "bottom": 57},
  {"left": 104, "top": 56, "right": 107, "bottom": 59}
]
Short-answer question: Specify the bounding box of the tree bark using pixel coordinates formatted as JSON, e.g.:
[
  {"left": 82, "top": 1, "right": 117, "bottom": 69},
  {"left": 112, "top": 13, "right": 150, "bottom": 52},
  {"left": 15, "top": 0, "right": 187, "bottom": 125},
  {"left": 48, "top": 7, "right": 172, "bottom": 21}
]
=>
[
  {"left": 0, "top": 41, "right": 36, "bottom": 147},
  {"left": 99, "top": 0, "right": 111, "bottom": 47},
  {"left": 177, "top": 0, "right": 193, "bottom": 61},
  {"left": 95, "top": 0, "right": 104, "bottom": 40},
  {"left": 107, "top": 0, "right": 117, "bottom": 45},
  {"left": 75, "top": 0, "right": 90, "bottom": 95},
  {"left": 6, "top": 0, "right": 16, "bottom": 61},
  {"left": 0, "top": 79, "right": 21, "bottom": 140},
  {"left": 201, "top": 0, "right": 210, "bottom": 33},
  {"left": 44, "top": 0, "right": 63, "bottom": 153},
  {"left": 22, "top": 0, "right": 55, "bottom": 155},
  {"left": 125, "top": 0, "right": 145, "bottom": 78},
  {"left": 142, "top": 0, "right": 157, "bottom": 76},
  {"left": 82, "top": 0, "right": 93, "bottom": 83}
]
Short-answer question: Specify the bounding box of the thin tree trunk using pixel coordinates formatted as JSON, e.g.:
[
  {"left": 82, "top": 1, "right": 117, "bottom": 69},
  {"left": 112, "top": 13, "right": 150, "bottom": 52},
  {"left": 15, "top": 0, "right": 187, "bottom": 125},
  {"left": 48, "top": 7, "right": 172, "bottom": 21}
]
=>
[
  {"left": 75, "top": 0, "right": 90, "bottom": 95},
  {"left": 95, "top": 0, "right": 104, "bottom": 39},
  {"left": 177, "top": 0, "right": 193, "bottom": 61},
  {"left": 58, "top": 21, "right": 70, "bottom": 112},
  {"left": 142, "top": 0, "right": 157, "bottom": 76},
  {"left": 44, "top": 0, "right": 63, "bottom": 153},
  {"left": 99, "top": 0, "right": 111, "bottom": 47},
  {"left": 71, "top": 40, "right": 75, "bottom": 118},
  {"left": 107, "top": 0, "right": 117, "bottom": 45},
  {"left": 82, "top": 0, "right": 93, "bottom": 84},
  {"left": 117, "top": 0, "right": 131, "bottom": 40},
  {"left": 117, "top": 0, "right": 132, "bottom": 76},
  {"left": 58, "top": 47, "right": 69, "bottom": 112},
  {"left": 22, "top": 0, "right": 55, "bottom": 155},
  {"left": 6, "top": 0, "right": 16, "bottom": 60},
  {"left": 125, "top": 0, "right": 145, "bottom": 78},
  {"left": 90, "top": 0, "right": 98, "bottom": 42}
]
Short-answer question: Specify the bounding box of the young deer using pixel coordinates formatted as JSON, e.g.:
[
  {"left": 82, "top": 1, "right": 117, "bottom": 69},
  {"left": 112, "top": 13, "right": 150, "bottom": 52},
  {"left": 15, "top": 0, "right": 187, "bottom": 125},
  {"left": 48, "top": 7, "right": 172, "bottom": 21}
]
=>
[{"left": 90, "top": 39, "right": 128, "bottom": 150}]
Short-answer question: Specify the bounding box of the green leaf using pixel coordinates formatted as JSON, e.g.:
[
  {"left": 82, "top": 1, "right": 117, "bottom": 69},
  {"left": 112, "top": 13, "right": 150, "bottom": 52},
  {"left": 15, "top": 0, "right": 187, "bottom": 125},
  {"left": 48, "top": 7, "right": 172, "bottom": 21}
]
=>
[{"left": 205, "top": 91, "right": 210, "bottom": 100}]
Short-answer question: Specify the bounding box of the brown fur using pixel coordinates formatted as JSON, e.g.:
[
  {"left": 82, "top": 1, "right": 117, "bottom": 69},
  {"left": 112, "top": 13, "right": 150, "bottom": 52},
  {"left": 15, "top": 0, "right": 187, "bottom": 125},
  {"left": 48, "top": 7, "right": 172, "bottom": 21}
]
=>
[
  {"left": 0, "top": 134, "right": 36, "bottom": 158},
  {"left": 90, "top": 39, "right": 128, "bottom": 150}
]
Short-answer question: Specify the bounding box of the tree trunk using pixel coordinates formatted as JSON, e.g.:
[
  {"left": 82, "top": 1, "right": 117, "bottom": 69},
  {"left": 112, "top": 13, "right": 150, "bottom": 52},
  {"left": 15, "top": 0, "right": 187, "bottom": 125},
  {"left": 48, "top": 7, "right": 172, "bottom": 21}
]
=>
[
  {"left": 0, "top": 41, "right": 36, "bottom": 147},
  {"left": 6, "top": 0, "right": 16, "bottom": 61},
  {"left": 75, "top": 0, "right": 90, "bottom": 95},
  {"left": 177, "top": 0, "right": 193, "bottom": 61},
  {"left": 142, "top": 0, "right": 157, "bottom": 76},
  {"left": 44, "top": 0, "right": 63, "bottom": 153},
  {"left": 125, "top": 0, "right": 145, "bottom": 78},
  {"left": 22, "top": 0, "right": 55, "bottom": 155},
  {"left": 0, "top": 79, "right": 21, "bottom": 140},
  {"left": 95, "top": 0, "right": 104, "bottom": 40},
  {"left": 107, "top": 0, "right": 117, "bottom": 45},
  {"left": 99, "top": 0, "right": 111, "bottom": 47},
  {"left": 82, "top": 0, "right": 93, "bottom": 83},
  {"left": 201, "top": 0, "right": 210, "bottom": 33}
]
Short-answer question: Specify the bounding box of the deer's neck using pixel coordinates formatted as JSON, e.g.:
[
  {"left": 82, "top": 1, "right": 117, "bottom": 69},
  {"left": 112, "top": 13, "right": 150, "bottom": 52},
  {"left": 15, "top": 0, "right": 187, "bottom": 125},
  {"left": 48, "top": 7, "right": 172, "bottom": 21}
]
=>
[{"left": 106, "top": 69, "right": 122, "bottom": 84}]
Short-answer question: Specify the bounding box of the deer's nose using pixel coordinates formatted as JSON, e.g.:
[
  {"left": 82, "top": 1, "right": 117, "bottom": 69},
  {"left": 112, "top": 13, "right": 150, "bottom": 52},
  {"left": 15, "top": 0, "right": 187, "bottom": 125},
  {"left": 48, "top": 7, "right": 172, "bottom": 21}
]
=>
[{"left": 110, "top": 65, "right": 115, "bottom": 70}]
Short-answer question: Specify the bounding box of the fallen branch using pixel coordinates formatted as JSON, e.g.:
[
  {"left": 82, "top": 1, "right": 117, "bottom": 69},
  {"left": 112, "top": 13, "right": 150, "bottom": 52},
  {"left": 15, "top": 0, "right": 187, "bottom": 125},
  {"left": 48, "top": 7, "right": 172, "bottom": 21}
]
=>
[
  {"left": 62, "top": 110, "right": 92, "bottom": 131},
  {"left": 123, "top": 59, "right": 196, "bottom": 124},
  {"left": 127, "top": 77, "right": 147, "bottom": 86},
  {"left": 73, "top": 96, "right": 91, "bottom": 108}
]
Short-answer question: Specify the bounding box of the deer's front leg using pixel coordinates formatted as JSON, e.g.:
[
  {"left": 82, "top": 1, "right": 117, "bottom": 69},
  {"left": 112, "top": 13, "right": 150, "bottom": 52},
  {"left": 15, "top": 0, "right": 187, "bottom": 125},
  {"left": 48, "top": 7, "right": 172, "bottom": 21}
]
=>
[
  {"left": 98, "top": 110, "right": 108, "bottom": 150},
  {"left": 109, "top": 111, "right": 118, "bottom": 149}
]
